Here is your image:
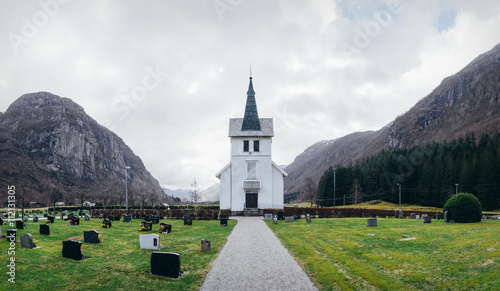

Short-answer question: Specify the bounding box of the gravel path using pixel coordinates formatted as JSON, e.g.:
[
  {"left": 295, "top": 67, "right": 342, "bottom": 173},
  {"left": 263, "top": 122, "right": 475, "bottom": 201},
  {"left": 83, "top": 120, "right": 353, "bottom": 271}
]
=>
[{"left": 200, "top": 216, "right": 318, "bottom": 291}]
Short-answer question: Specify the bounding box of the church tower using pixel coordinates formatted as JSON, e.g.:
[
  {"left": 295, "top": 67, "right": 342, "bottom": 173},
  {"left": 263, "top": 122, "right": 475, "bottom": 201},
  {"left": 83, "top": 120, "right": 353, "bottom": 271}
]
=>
[{"left": 216, "top": 75, "right": 287, "bottom": 212}]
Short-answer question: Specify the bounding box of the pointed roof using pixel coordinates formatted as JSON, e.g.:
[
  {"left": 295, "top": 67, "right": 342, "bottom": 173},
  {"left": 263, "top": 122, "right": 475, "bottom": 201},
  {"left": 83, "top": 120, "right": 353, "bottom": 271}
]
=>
[{"left": 241, "top": 77, "right": 262, "bottom": 131}]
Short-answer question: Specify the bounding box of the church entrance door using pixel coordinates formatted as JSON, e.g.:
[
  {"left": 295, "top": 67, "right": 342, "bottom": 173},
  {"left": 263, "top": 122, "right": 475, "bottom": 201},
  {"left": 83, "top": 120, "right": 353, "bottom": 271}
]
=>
[{"left": 246, "top": 192, "right": 258, "bottom": 208}]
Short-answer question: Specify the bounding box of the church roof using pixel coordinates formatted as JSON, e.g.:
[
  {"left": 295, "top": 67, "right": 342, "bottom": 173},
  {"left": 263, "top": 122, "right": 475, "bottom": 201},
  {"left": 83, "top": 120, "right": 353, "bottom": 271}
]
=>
[
  {"left": 241, "top": 77, "right": 262, "bottom": 131},
  {"left": 229, "top": 118, "right": 273, "bottom": 137}
]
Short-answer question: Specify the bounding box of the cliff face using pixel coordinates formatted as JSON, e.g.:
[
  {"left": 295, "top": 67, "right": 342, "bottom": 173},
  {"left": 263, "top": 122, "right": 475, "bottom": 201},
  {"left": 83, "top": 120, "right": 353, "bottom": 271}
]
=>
[
  {"left": 285, "top": 43, "right": 500, "bottom": 194},
  {"left": 0, "top": 92, "right": 169, "bottom": 205}
]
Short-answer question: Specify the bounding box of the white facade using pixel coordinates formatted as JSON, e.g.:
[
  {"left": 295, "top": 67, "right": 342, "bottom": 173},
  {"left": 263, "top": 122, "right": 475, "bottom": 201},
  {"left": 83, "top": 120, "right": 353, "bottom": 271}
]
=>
[{"left": 216, "top": 77, "right": 287, "bottom": 211}]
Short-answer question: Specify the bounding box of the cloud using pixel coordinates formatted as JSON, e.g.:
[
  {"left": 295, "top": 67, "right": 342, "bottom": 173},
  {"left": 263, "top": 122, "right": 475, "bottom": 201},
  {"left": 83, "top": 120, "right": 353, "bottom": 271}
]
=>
[{"left": 1, "top": 0, "right": 500, "bottom": 191}]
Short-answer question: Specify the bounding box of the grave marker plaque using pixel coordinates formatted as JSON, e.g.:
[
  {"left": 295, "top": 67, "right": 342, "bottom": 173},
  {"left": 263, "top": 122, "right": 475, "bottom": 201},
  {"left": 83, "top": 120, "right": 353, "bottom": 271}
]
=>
[
  {"left": 16, "top": 220, "right": 25, "bottom": 229},
  {"left": 123, "top": 214, "right": 132, "bottom": 223},
  {"left": 264, "top": 213, "right": 272, "bottom": 220},
  {"left": 410, "top": 213, "right": 417, "bottom": 219},
  {"left": 184, "top": 217, "right": 192, "bottom": 226},
  {"left": 152, "top": 217, "right": 159, "bottom": 224},
  {"left": 48, "top": 216, "right": 55, "bottom": 223},
  {"left": 159, "top": 223, "right": 171, "bottom": 234},
  {"left": 277, "top": 212, "right": 284, "bottom": 220},
  {"left": 220, "top": 218, "right": 228, "bottom": 227},
  {"left": 285, "top": 216, "right": 294, "bottom": 223},
  {"left": 40, "top": 224, "right": 50, "bottom": 235},
  {"left": 150, "top": 252, "right": 181, "bottom": 278},
  {"left": 423, "top": 215, "right": 432, "bottom": 223},
  {"left": 367, "top": 218, "right": 378, "bottom": 227},
  {"left": 84, "top": 215, "right": 90, "bottom": 221}
]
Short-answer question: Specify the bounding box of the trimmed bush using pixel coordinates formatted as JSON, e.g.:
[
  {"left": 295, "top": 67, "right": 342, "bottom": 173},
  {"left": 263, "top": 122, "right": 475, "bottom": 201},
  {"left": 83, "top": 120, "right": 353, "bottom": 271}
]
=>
[{"left": 443, "top": 193, "right": 482, "bottom": 223}]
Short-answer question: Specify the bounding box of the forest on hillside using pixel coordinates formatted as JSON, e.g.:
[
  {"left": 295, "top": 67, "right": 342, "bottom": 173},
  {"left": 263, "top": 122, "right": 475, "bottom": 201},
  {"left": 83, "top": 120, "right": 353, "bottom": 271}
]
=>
[{"left": 316, "top": 133, "right": 500, "bottom": 210}]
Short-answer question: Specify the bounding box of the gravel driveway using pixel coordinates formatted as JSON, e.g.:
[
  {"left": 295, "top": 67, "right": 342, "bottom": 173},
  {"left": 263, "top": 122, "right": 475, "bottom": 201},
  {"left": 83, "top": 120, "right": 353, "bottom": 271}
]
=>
[{"left": 199, "top": 216, "right": 318, "bottom": 291}]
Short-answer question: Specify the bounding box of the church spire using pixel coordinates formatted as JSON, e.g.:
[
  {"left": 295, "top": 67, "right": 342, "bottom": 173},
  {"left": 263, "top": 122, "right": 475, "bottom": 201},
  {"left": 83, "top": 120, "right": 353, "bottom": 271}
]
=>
[{"left": 241, "top": 75, "right": 261, "bottom": 131}]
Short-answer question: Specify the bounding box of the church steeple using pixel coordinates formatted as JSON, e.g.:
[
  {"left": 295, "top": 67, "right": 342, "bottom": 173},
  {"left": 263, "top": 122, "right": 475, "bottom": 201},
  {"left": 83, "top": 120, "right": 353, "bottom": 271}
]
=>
[{"left": 241, "top": 76, "right": 262, "bottom": 131}]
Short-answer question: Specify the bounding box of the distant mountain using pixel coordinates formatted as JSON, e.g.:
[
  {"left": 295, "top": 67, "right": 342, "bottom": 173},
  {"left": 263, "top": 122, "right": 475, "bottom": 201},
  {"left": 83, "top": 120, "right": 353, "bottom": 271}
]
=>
[
  {"left": 162, "top": 187, "right": 191, "bottom": 201},
  {"left": 0, "top": 92, "right": 172, "bottom": 206},
  {"left": 285, "top": 42, "right": 500, "bottom": 194}
]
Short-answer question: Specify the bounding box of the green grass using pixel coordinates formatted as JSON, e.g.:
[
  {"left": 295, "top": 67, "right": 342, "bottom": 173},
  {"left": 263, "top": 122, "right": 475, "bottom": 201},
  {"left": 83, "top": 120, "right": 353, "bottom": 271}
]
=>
[
  {"left": 1, "top": 217, "right": 235, "bottom": 290},
  {"left": 267, "top": 218, "right": 500, "bottom": 290}
]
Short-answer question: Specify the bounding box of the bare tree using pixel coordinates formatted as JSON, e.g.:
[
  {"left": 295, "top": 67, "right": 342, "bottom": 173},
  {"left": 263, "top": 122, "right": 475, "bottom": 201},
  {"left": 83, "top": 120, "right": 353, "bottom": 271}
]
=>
[
  {"left": 19, "top": 185, "right": 28, "bottom": 218},
  {"left": 190, "top": 178, "right": 200, "bottom": 204},
  {"left": 149, "top": 192, "right": 158, "bottom": 208},
  {"left": 139, "top": 192, "right": 148, "bottom": 210},
  {"left": 49, "top": 187, "right": 62, "bottom": 213},
  {"left": 302, "top": 177, "right": 317, "bottom": 207},
  {"left": 351, "top": 179, "right": 363, "bottom": 207},
  {"left": 100, "top": 190, "right": 110, "bottom": 210},
  {"left": 118, "top": 191, "right": 125, "bottom": 208},
  {"left": 77, "top": 191, "right": 87, "bottom": 214}
]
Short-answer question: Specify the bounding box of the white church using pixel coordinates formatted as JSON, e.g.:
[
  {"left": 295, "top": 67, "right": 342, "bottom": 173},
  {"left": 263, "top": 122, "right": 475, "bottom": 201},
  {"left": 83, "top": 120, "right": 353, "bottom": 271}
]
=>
[{"left": 216, "top": 75, "right": 287, "bottom": 212}]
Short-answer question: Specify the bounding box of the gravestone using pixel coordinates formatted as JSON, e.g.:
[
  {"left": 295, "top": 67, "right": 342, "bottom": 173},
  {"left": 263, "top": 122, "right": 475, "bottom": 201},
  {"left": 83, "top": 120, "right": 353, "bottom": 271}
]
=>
[
  {"left": 159, "top": 223, "right": 171, "bottom": 234},
  {"left": 410, "top": 213, "right": 417, "bottom": 219},
  {"left": 444, "top": 211, "right": 449, "bottom": 223},
  {"left": 84, "top": 215, "right": 90, "bottom": 221},
  {"left": 16, "top": 220, "right": 25, "bottom": 229},
  {"left": 395, "top": 210, "right": 399, "bottom": 219},
  {"left": 150, "top": 252, "right": 181, "bottom": 278},
  {"left": 84, "top": 230, "right": 100, "bottom": 244},
  {"left": 416, "top": 214, "right": 420, "bottom": 219},
  {"left": 220, "top": 218, "right": 228, "bottom": 227},
  {"left": 306, "top": 214, "right": 311, "bottom": 223},
  {"left": 40, "top": 224, "right": 50, "bottom": 235},
  {"left": 436, "top": 212, "right": 440, "bottom": 220},
  {"left": 201, "top": 239, "right": 211, "bottom": 252},
  {"left": 114, "top": 215, "right": 121, "bottom": 222},
  {"left": 44, "top": 212, "right": 48, "bottom": 218},
  {"left": 123, "top": 214, "right": 132, "bottom": 223},
  {"left": 102, "top": 219, "right": 112, "bottom": 228},
  {"left": 141, "top": 221, "right": 152, "bottom": 232},
  {"left": 423, "top": 215, "right": 432, "bottom": 223},
  {"left": 70, "top": 216, "right": 80, "bottom": 225},
  {"left": 273, "top": 215, "right": 278, "bottom": 225},
  {"left": 277, "top": 212, "right": 284, "bottom": 220},
  {"left": 361, "top": 212, "right": 365, "bottom": 218},
  {"left": 220, "top": 214, "right": 228, "bottom": 219},
  {"left": 337, "top": 212, "right": 342, "bottom": 218},
  {"left": 0, "top": 217, "right": 3, "bottom": 225},
  {"left": 62, "top": 240, "right": 87, "bottom": 260},
  {"left": 140, "top": 234, "right": 161, "bottom": 250},
  {"left": 152, "top": 217, "right": 159, "bottom": 224},
  {"left": 292, "top": 213, "right": 299, "bottom": 220},
  {"left": 264, "top": 213, "right": 272, "bottom": 220},
  {"left": 21, "top": 233, "right": 38, "bottom": 249},
  {"left": 108, "top": 215, "right": 114, "bottom": 221},
  {"left": 33, "top": 216, "right": 39, "bottom": 222},
  {"left": 48, "top": 216, "right": 55, "bottom": 223},
  {"left": 7, "top": 229, "right": 16, "bottom": 242},
  {"left": 184, "top": 217, "right": 192, "bottom": 226},
  {"left": 285, "top": 216, "right": 294, "bottom": 223},
  {"left": 60, "top": 213, "right": 64, "bottom": 220},
  {"left": 399, "top": 210, "right": 404, "bottom": 219},
  {"left": 24, "top": 215, "right": 29, "bottom": 222},
  {"left": 367, "top": 218, "right": 378, "bottom": 227}
]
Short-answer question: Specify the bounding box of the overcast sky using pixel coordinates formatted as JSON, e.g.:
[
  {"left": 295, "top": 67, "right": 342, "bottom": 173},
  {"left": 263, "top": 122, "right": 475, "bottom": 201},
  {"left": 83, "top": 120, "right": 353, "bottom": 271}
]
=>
[{"left": 1, "top": 0, "right": 500, "bottom": 191}]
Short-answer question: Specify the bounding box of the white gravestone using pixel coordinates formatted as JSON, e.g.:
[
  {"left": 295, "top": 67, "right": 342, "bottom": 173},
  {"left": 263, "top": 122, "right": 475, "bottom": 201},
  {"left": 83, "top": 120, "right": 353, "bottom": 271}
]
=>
[{"left": 140, "top": 234, "right": 161, "bottom": 250}]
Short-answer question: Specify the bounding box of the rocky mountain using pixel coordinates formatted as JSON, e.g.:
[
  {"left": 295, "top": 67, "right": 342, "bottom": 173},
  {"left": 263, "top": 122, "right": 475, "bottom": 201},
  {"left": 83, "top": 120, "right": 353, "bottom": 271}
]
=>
[
  {"left": 285, "top": 42, "right": 500, "bottom": 194},
  {"left": 0, "top": 92, "right": 172, "bottom": 206}
]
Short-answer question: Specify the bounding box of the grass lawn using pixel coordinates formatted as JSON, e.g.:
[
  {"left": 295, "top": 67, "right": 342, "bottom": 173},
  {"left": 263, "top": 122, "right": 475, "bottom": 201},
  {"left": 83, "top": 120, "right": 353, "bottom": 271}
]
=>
[
  {"left": 267, "top": 217, "right": 500, "bottom": 290},
  {"left": 1, "top": 217, "right": 235, "bottom": 290}
]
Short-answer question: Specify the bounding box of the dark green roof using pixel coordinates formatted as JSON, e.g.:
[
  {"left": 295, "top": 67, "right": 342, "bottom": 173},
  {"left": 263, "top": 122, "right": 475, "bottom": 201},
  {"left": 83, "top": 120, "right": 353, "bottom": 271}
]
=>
[{"left": 241, "top": 77, "right": 262, "bottom": 131}]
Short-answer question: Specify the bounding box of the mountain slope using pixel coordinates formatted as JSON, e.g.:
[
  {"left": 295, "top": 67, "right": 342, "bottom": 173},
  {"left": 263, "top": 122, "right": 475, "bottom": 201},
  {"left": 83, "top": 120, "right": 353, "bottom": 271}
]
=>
[
  {"left": 285, "top": 43, "right": 500, "bottom": 194},
  {"left": 0, "top": 92, "right": 171, "bottom": 205}
]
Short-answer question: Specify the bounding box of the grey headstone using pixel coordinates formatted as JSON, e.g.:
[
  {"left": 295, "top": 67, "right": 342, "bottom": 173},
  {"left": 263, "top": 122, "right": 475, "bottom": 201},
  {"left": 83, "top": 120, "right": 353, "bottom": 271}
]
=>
[
  {"left": 410, "top": 213, "right": 416, "bottom": 219},
  {"left": 285, "top": 216, "right": 294, "bottom": 223},
  {"left": 84, "top": 215, "right": 90, "bottom": 221},
  {"left": 395, "top": 210, "right": 399, "bottom": 219},
  {"left": 21, "top": 233, "right": 35, "bottom": 249},
  {"left": 273, "top": 215, "right": 278, "bottom": 225},
  {"left": 306, "top": 214, "right": 311, "bottom": 223},
  {"left": 399, "top": 210, "right": 404, "bottom": 219},
  {"left": 201, "top": 239, "right": 211, "bottom": 252},
  {"left": 264, "top": 213, "right": 273, "bottom": 220},
  {"left": 416, "top": 214, "right": 420, "bottom": 219},
  {"left": 33, "top": 216, "right": 39, "bottom": 222},
  {"left": 337, "top": 212, "right": 342, "bottom": 218},
  {"left": 367, "top": 218, "right": 378, "bottom": 227},
  {"left": 423, "top": 216, "right": 432, "bottom": 223}
]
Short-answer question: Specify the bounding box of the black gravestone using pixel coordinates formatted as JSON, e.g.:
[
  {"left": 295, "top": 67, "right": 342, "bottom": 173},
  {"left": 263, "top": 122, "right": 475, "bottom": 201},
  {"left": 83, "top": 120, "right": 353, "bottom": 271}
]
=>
[
  {"left": 62, "top": 240, "right": 87, "bottom": 260},
  {"left": 123, "top": 214, "right": 132, "bottom": 223},
  {"left": 220, "top": 218, "right": 228, "bottom": 227},
  {"left": 150, "top": 252, "right": 181, "bottom": 278},
  {"left": 220, "top": 214, "right": 228, "bottom": 219},
  {"left": 0, "top": 217, "right": 3, "bottom": 225},
  {"left": 152, "top": 217, "right": 159, "bottom": 224},
  {"left": 33, "top": 216, "right": 39, "bottom": 222},
  {"left": 108, "top": 215, "right": 114, "bottom": 221},
  {"left": 16, "top": 220, "right": 25, "bottom": 229},
  {"left": 40, "top": 224, "right": 50, "bottom": 235},
  {"left": 102, "top": 219, "right": 112, "bottom": 228},
  {"left": 277, "top": 212, "right": 284, "bottom": 220},
  {"left": 184, "top": 217, "right": 192, "bottom": 226},
  {"left": 159, "top": 223, "right": 171, "bottom": 233},
  {"left": 84, "top": 230, "right": 100, "bottom": 244},
  {"left": 395, "top": 210, "right": 399, "bottom": 219},
  {"left": 141, "top": 221, "right": 152, "bottom": 231},
  {"left": 70, "top": 216, "right": 80, "bottom": 225},
  {"left": 48, "top": 216, "right": 55, "bottom": 223},
  {"left": 7, "top": 229, "right": 16, "bottom": 242},
  {"left": 337, "top": 212, "right": 342, "bottom": 218}
]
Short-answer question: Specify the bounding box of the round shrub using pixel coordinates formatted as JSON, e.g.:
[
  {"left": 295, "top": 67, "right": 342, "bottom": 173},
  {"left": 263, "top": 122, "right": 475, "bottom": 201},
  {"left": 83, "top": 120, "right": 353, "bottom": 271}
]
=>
[{"left": 443, "top": 193, "right": 482, "bottom": 223}]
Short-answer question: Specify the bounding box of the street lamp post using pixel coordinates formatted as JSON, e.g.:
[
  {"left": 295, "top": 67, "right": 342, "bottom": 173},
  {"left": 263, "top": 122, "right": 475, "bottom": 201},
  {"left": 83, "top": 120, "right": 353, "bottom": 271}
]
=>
[
  {"left": 455, "top": 183, "right": 459, "bottom": 195},
  {"left": 125, "top": 166, "right": 131, "bottom": 211},
  {"left": 397, "top": 183, "right": 401, "bottom": 210}
]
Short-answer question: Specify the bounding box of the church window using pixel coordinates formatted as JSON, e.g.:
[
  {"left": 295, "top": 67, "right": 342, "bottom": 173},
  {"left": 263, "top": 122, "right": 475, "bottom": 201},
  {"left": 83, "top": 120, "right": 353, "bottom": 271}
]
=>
[
  {"left": 243, "top": 140, "right": 249, "bottom": 152},
  {"left": 253, "top": 140, "right": 260, "bottom": 152},
  {"left": 247, "top": 161, "right": 257, "bottom": 179}
]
